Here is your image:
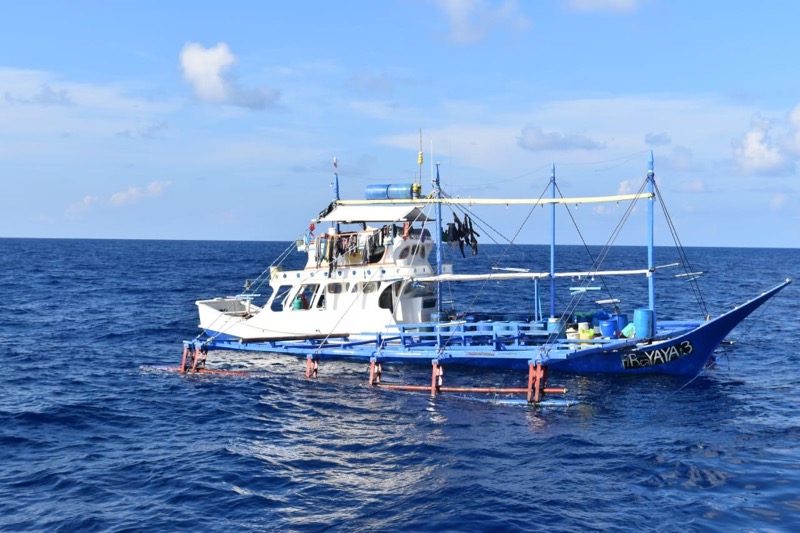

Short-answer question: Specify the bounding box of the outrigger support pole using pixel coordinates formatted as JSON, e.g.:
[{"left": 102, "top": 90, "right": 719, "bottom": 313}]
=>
[
  {"left": 180, "top": 344, "right": 189, "bottom": 373},
  {"left": 431, "top": 360, "right": 443, "bottom": 397},
  {"left": 527, "top": 362, "right": 546, "bottom": 403},
  {"left": 306, "top": 355, "right": 319, "bottom": 378},
  {"left": 180, "top": 342, "right": 206, "bottom": 374},
  {"left": 367, "top": 358, "right": 568, "bottom": 405},
  {"left": 369, "top": 359, "right": 382, "bottom": 386}
]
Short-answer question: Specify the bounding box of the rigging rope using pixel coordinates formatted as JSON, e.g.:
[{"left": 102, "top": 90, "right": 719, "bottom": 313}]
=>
[{"left": 652, "top": 180, "right": 709, "bottom": 318}]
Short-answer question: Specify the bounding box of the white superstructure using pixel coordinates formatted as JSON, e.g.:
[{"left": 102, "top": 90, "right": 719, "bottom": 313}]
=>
[{"left": 196, "top": 204, "right": 442, "bottom": 341}]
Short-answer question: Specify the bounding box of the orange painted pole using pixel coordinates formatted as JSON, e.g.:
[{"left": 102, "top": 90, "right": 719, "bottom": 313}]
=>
[
  {"left": 438, "top": 386, "right": 527, "bottom": 393},
  {"left": 527, "top": 362, "right": 547, "bottom": 403},
  {"left": 305, "top": 357, "right": 318, "bottom": 378},
  {"left": 190, "top": 347, "right": 202, "bottom": 373},
  {"left": 180, "top": 345, "right": 188, "bottom": 374},
  {"left": 368, "top": 360, "right": 382, "bottom": 386},
  {"left": 378, "top": 384, "right": 434, "bottom": 392},
  {"left": 527, "top": 362, "right": 534, "bottom": 403},
  {"left": 430, "top": 361, "right": 442, "bottom": 397},
  {"left": 535, "top": 362, "right": 546, "bottom": 403}
]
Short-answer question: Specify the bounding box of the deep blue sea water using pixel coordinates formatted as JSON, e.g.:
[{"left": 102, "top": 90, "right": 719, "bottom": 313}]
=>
[{"left": 1, "top": 238, "right": 798, "bottom": 532}]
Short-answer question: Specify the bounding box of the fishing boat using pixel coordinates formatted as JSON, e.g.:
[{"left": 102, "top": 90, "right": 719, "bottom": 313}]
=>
[{"left": 181, "top": 152, "right": 790, "bottom": 397}]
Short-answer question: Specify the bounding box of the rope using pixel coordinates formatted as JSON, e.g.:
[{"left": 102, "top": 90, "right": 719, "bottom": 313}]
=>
[{"left": 653, "top": 180, "right": 709, "bottom": 317}]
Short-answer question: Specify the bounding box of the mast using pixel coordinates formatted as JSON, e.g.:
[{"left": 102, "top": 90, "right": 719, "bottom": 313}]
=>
[
  {"left": 647, "top": 152, "right": 655, "bottom": 313},
  {"left": 332, "top": 157, "right": 341, "bottom": 234},
  {"left": 434, "top": 163, "right": 444, "bottom": 330},
  {"left": 549, "top": 164, "right": 556, "bottom": 318}
]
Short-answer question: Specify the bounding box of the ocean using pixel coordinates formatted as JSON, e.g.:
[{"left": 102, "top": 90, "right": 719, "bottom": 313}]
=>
[{"left": 1, "top": 238, "right": 798, "bottom": 532}]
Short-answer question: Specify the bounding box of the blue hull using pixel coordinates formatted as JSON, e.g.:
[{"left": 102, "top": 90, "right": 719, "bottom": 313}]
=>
[{"left": 193, "top": 280, "right": 790, "bottom": 378}]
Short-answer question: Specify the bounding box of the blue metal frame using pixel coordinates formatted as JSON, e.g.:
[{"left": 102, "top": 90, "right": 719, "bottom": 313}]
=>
[
  {"left": 647, "top": 152, "right": 656, "bottom": 315},
  {"left": 549, "top": 164, "right": 556, "bottom": 318},
  {"left": 434, "top": 163, "right": 444, "bottom": 348}
]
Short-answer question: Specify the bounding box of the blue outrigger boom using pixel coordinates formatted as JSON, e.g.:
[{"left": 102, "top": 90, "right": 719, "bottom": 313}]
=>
[{"left": 182, "top": 153, "right": 791, "bottom": 401}]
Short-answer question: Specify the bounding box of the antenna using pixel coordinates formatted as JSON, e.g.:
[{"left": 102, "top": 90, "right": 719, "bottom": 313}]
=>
[{"left": 417, "top": 129, "right": 423, "bottom": 185}]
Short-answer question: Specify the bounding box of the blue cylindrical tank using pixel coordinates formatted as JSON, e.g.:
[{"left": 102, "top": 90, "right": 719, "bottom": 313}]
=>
[
  {"left": 365, "top": 184, "right": 390, "bottom": 200},
  {"left": 593, "top": 310, "right": 610, "bottom": 328},
  {"left": 633, "top": 308, "right": 655, "bottom": 338},
  {"left": 386, "top": 183, "right": 415, "bottom": 199},
  {"left": 599, "top": 319, "right": 617, "bottom": 338},
  {"left": 612, "top": 313, "right": 628, "bottom": 334}
]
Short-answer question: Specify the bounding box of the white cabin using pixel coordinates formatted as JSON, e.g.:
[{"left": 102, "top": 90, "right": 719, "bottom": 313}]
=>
[{"left": 196, "top": 204, "right": 443, "bottom": 341}]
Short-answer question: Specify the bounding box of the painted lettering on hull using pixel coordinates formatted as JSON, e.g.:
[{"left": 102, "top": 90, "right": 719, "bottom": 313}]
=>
[{"left": 622, "top": 340, "right": 693, "bottom": 369}]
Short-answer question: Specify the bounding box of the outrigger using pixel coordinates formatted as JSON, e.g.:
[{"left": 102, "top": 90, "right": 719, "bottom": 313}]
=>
[{"left": 180, "top": 153, "right": 791, "bottom": 404}]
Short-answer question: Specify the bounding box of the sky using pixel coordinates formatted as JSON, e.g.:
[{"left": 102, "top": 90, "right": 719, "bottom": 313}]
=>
[{"left": 1, "top": 0, "right": 799, "bottom": 248}]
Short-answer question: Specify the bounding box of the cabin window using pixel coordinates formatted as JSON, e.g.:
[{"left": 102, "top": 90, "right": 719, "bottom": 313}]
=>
[
  {"left": 270, "top": 285, "right": 293, "bottom": 311},
  {"left": 293, "top": 284, "right": 320, "bottom": 310},
  {"left": 352, "top": 281, "right": 378, "bottom": 294},
  {"left": 327, "top": 282, "right": 343, "bottom": 294},
  {"left": 399, "top": 245, "right": 424, "bottom": 260}
]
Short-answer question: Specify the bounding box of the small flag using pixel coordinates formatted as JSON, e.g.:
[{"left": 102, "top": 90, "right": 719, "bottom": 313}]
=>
[{"left": 333, "top": 156, "right": 338, "bottom": 169}]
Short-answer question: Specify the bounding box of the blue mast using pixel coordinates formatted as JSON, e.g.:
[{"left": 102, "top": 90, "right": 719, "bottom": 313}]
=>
[
  {"left": 332, "top": 157, "right": 341, "bottom": 234},
  {"left": 647, "top": 152, "right": 655, "bottom": 314},
  {"left": 434, "top": 163, "right": 444, "bottom": 329},
  {"left": 549, "top": 164, "right": 556, "bottom": 318}
]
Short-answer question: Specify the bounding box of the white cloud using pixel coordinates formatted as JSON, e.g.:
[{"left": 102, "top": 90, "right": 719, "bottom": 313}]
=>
[
  {"left": 5, "top": 83, "right": 73, "bottom": 106},
  {"left": 566, "top": 0, "right": 643, "bottom": 13},
  {"left": 663, "top": 145, "right": 702, "bottom": 172},
  {"left": 616, "top": 179, "right": 639, "bottom": 195},
  {"left": 770, "top": 193, "right": 787, "bottom": 210},
  {"left": 518, "top": 124, "right": 605, "bottom": 151},
  {"left": 65, "top": 195, "right": 99, "bottom": 218},
  {"left": 109, "top": 187, "right": 144, "bottom": 206},
  {"left": 733, "top": 115, "right": 793, "bottom": 176},
  {"left": 0, "top": 67, "right": 176, "bottom": 143},
  {"left": 116, "top": 120, "right": 169, "bottom": 139},
  {"left": 645, "top": 132, "right": 671, "bottom": 146},
  {"left": 109, "top": 180, "right": 171, "bottom": 206},
  {"left": 433, "top": 0, "right": 532, "bottom": 45},
  {"left": 67, "top": 181, "right": 171, "bottom": 215},
  {"left": 146, "top": 181, "right": 169, "bottom": 196},
  {"left": 786, "top": 104, "right": 800, "bottom": 154},
  {"left": 180, "top": 42, "right": 234, "bottom": 102},
  {"left": 676, "top": 179, "right": 707, "bottom": 193},
  {"left": 179, "top": 42, "right": 279, "bottom": 109},
  {"left": 348, "top": 71, "right": 394, "bottom": 95}
]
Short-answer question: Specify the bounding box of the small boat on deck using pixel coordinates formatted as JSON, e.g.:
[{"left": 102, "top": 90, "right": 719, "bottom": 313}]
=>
[{"left": 182, "top": 153, "right": 790, "bottom": 396}]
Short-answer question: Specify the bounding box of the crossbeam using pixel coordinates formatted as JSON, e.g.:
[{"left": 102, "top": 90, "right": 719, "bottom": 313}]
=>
[{"left": 336, "top": 192, "right": 653, "bottom": 207}]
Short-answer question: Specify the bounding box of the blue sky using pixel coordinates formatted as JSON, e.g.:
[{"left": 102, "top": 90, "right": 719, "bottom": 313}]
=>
[{"left": 1, "top": 0, "right": 798, "bottom": 247}]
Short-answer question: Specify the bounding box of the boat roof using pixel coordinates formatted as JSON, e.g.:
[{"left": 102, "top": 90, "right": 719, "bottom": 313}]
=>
[{"left": 319, "top": 204, "right": 433, "bottom": 223}]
